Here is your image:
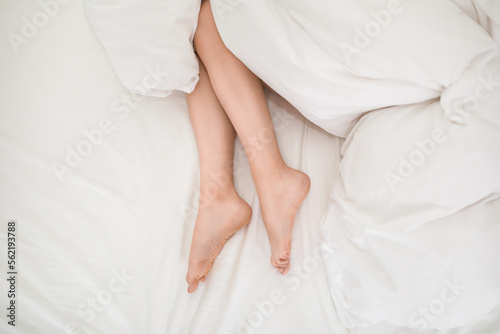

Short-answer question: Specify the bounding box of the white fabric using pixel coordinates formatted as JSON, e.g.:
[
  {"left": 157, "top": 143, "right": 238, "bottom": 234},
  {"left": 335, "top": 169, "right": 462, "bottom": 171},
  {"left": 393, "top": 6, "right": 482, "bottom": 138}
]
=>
[
  {"left": 1, "top": 0, "right": 500, "bottom": 333},
  {"left": 210, "top": 0, "right": 497, "bottom": 138},
  {"left": 323, "top": 94, "right": 500, "bottom": 329},
  {"left": 0, "top": 2, "right": 342, "bottom": 333},
  {"left": 452, "top": 0, "right": 500, "bottom": 45},
  {"left": 84, "top": 0, "right": 201, "bottom": 97},
  {"left": 324, "top": 2, "right": 500, "bottom": 329},
  {"left": 211, "top": 0, "right": 500, "bottom": 329}
]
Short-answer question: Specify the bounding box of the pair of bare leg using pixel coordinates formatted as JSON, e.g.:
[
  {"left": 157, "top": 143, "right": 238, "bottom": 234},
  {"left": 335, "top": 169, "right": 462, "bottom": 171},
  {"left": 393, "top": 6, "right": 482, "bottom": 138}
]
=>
[{"left": 185, "top": 1, "right": 310, "bottom": 293}]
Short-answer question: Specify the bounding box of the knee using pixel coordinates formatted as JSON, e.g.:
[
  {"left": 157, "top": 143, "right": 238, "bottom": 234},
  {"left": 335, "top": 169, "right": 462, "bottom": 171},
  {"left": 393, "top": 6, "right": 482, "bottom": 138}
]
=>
[
  {"left": 194, "top": 1, "right": 221, "bottom": 55},
  {"left": 194, "top": 1, "right": 211, "bottom": 41}
]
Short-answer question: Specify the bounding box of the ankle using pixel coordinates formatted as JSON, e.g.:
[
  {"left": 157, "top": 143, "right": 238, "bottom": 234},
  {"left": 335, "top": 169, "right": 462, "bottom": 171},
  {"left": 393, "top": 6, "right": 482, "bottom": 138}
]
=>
[
  {"left": 260, "top": 160, "right": 289, "bottom": 177},
  {"left": 251, "top": 158, "right": 287, "bottom": 180},
  {"left": 199, "top": 185, "right": 237, "bottom": 206}
]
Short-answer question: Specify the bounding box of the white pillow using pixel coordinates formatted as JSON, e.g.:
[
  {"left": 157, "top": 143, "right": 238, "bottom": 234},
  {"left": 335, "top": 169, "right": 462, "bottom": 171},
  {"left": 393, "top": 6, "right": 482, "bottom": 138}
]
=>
[{"left": 84, "top": 0, "right": 201, "bottom": 97}]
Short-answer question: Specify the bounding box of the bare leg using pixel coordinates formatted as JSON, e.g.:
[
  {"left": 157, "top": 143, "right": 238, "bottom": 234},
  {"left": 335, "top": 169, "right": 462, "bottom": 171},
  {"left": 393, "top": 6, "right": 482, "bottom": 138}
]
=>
[
  {"left": 195, "top": 1, "right": 310, "bottom": 275},
  {"left": 186, "top": 60, "right": 252, "bottom": 293}
]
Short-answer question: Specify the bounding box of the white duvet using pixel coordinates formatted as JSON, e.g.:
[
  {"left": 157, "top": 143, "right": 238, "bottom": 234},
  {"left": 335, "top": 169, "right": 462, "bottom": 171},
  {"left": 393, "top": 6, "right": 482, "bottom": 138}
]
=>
[{"left": 211, "top": 0, "right": 500, "bottom": 329}]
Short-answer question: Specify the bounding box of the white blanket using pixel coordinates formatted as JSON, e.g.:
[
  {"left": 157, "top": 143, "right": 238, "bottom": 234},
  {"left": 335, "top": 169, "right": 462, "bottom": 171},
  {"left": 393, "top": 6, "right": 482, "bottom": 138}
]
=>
[
  {"left": 1, "top": 0, "right": 500, "bottom": 333},
  {"left": 211, "top": 0, "right": 498, "bottom": 138},
  {"left": 211, "top": 0, "right": 500, "bottom": 329}
]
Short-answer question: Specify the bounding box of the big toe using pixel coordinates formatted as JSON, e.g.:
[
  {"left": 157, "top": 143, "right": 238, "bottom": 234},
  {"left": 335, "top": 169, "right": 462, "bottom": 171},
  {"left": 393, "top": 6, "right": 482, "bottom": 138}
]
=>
[
  {"left": 186, "top": 262, "right": 209, "bottom": 293},
  {"left": 187, "top": 279, "right": 199, "bottom": 293}
]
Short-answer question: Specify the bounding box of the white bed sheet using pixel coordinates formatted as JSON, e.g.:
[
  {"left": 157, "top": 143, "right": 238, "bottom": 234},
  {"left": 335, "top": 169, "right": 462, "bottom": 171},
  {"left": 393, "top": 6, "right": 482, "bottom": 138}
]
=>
[{"left": 1, "top": 1, "right": 500, "bottom": 334}]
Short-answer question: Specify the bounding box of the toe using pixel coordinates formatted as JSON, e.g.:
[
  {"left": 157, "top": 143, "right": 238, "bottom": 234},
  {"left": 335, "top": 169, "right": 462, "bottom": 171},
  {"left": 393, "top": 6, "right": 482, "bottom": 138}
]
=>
[
  {"left": 279, "top": 249, "right": 290, "bottom": 261},
  {"left": 270, "top": 252, "right": 291, "bottom": 274},
  {"left": 272, "top": 253, "right": 289, "bottom": 264},
  {"left": 186, "top": 264, "right": 206, "bottom": 293},
  {"left": 187, "top": 277, "right": 199, "bottom": 293},
  {"left": 277, "top": 238, "right": 291, "bottom": 260}
]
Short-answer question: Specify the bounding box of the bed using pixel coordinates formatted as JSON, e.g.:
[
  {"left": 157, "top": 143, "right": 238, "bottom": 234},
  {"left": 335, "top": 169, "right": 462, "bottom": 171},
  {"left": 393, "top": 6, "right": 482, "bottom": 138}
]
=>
[{"left": 1, "top": 0, "right": 499, "bottom": 333}]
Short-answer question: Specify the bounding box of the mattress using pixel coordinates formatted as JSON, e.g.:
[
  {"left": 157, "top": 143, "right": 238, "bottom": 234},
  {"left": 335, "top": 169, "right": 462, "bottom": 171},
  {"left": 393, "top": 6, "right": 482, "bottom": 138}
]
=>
[{"left": 0, "top": 1, "right": 499, "bottom": 333}]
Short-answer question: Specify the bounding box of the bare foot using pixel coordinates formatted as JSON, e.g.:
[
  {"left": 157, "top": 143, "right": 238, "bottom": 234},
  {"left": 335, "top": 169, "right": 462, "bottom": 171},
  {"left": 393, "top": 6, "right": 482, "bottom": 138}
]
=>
[
  {"left": 186, "top": 191, "right": 252, "bottom": 293},
  {"left": 258, "top": 165, "right": 310, "bottom": 275}
]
